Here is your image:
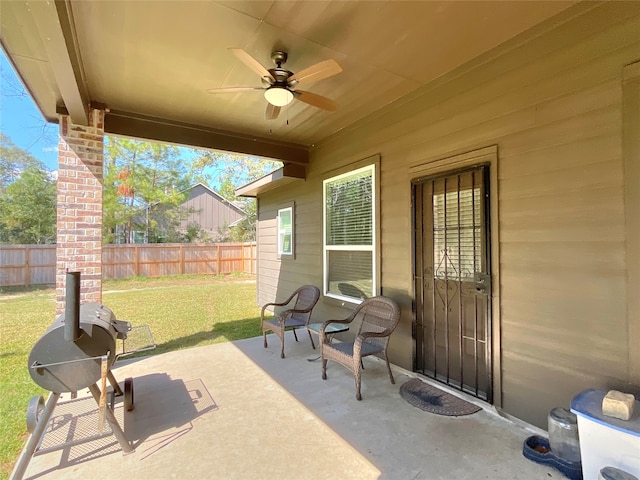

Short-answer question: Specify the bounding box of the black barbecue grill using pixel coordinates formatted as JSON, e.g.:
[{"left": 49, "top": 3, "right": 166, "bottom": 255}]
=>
[
  {"left": 10, "top": 272, "right": 155, "bottom": 480},
  {"left": 29, "top": 302, "right": 128, "bottom": 393}
]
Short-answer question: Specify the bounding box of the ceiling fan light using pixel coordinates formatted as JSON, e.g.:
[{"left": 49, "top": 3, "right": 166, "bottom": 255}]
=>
[{"left": 264, "top": 87, "right": 294, "bottom": 107}]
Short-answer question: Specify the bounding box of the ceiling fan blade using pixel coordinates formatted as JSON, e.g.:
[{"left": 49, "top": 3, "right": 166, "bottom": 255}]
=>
[
  {"left": 229, "top": 48, "right": 275, "bottom": 82},
  {"left": 294, "top": 90, "right": 339, "bottom": 111},
  {"left": 206, "top": 86, "right": 264, "bottom": 94},
  {"left": 265, "top": 103, "right": 281, "bottom": 120},
  {"left": 289, "top": 59, "right": 342, "bottom": 85}
]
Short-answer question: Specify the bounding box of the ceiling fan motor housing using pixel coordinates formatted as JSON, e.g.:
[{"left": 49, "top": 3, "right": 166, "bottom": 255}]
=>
[{"left": 269, "top": 68, "right": 294, "bottom": 85}]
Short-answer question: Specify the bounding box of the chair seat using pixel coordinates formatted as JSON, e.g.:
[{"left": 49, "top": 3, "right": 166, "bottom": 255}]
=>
[
  {"left": 324, "top": 340, "right": 384, "bottom": 357},
  {"left": 265, "top": 317, "right": 307, "bottom": 329}
]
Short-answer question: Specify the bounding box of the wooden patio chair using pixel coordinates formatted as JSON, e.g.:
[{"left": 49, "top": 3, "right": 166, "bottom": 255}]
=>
[
  {"left": 320, "top": 296, "right": 400, "bottom": 400},
  {"left": 261, "top": 285, "right": 320, "bottom": 358}
]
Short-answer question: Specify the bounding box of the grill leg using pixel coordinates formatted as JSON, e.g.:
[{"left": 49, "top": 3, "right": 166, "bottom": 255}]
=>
[
  {"left": 10, "top": 392, "right": 60, "bottom": 480},
  {"left": 88, "top": 384, "right": 133, "bottom": 453},
  {"left": 108, "top": 371, "right": 124, "bottom": 396}
]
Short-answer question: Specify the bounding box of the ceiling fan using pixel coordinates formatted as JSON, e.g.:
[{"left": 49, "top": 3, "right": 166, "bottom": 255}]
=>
[{"left": 206, "top": 48, "right": 342, "bottom": 120}]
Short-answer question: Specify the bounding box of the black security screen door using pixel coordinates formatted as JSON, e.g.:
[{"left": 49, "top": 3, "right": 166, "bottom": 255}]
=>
[{"left": 413, "top": 165, "right": 492, "bottom": 402}]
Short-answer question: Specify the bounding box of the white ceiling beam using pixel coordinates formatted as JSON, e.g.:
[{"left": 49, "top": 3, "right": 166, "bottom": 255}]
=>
[{"left": 28, "top": 0, "right": 89, "bottom": 125}]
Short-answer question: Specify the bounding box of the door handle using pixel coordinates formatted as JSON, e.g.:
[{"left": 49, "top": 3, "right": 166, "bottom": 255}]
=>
[{"left": 475, "top": 272, "right": 491, "bottom": 295}]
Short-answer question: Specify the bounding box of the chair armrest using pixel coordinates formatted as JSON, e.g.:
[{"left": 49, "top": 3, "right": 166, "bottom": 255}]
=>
[
  {"left": 359, "top": 330, "right": 393, "bottom": 340},
  {"left": 268, "top": 306, "right": 315, "bottom": 326},
  {"left": 261, "top": 302, "right": 278, "bottom": 320},
  {"left": 260, "top": 292, "right": 297, "bottom": 319}
]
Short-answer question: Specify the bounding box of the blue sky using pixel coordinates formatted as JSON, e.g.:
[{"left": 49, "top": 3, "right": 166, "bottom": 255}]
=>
[{"left": 1, "top": 50, "right": 59, "bottom": 170}]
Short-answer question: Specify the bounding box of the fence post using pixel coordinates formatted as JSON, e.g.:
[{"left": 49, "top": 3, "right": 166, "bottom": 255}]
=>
[
  {"left": 217, "top": 244, "right": 221, "bottom": 274},
  {"left": 25, "top": 246, "right": 31, "bottom": 286},
  {"left": 179, "top": 245, "right": 184, "bottom": 275},
  {"left": 134, "top": 246, "right": 139, "bottom": 277}
]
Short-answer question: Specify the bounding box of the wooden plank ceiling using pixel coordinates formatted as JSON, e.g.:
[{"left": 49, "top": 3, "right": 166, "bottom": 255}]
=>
[{"left": 0, "top": 0, "right": 575, "bottom": 162}]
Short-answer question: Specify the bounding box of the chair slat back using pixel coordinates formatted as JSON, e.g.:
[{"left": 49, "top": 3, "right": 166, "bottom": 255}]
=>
[
  {"left": 290, "top": 285, "right": 320, "bottom": 323},
  {"left": 356, "top": 297, "right": 401, "bottom": 348}
]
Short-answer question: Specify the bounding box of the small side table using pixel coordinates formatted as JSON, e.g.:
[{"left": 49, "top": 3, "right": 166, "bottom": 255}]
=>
[{"left": 306, "top": 322, "right": 349, "bottom": 361}]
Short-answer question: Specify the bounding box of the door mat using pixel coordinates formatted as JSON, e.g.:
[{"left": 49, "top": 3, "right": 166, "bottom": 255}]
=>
[{"left": 399, "top": 378, "right": 481, "bottom": 416}]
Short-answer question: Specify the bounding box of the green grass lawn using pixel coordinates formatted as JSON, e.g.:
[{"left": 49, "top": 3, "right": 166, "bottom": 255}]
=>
[{"left": 0, "top": 273, "right": 262, "bottom": 479}]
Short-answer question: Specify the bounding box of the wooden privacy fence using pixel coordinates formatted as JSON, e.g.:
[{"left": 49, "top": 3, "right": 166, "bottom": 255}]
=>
[{"left": 0, "top": 243, "right": 257, "bottom": 287}]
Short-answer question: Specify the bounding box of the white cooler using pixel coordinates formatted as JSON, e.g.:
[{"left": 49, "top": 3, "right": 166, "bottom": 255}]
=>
[{"left": 571, "top": 389, "right": 640, "bottom": 480}]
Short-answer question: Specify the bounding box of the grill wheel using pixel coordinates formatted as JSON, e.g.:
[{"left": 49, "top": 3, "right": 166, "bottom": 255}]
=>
[{"left": 124, "top": 377, "right": 134, "bottom": 411}]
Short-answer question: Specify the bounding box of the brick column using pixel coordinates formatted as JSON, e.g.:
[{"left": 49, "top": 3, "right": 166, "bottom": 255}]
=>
[{"left": 56, "top": 109, "right": 105, "bottom": 314}]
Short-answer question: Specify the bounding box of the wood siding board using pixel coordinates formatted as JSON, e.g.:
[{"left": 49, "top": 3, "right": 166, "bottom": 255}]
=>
[
  {"left": 534, "top": 78, "right": 623, "bottom": 125},
  {"left": 500, "top": 185, "right": 624, "bottom": 216},
  {"left": 499, "top": 159, "right": 623, "bottom": 200},
  {"left": 500, "top": 244, "right": 628, "bottom": 269},
  {"left": 502, "top": 305, "right": 627, "bottom": 345},
  {"left": 501, "top": 354, "right": 605, "bottom": 428},
  {"left": 503, "top": 340, "right": 627, "bottom": 382},
  {"left": 499, "top": 134, "right": 622, "bottom": 179},
  {"left": 498, "top": 107, "right": 621, "bottom": 159}
]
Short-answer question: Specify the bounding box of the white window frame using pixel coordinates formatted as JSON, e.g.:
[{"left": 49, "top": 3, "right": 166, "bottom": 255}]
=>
[
  {"left": 277, "top": 206, "right": 294, "bottom": 256},
  {"left": 323, "top": 163, "right": 378, "bottom": 304}
]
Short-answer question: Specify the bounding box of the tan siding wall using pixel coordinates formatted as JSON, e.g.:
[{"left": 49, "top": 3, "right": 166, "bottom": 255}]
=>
[{"left": 256, "top": 3, "right": 640, "bottom": 427}]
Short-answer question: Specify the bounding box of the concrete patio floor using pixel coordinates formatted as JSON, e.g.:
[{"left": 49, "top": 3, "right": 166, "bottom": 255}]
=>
[{"left": 20, "top": 334, "right": 561, "bottom": 480}]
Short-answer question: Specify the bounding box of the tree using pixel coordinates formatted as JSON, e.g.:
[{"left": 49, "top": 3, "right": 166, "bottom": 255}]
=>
[
  {"left": 0, "top": 133, "right": 43, "bottom": 194},
  {"left": 190, "top": 149, "right": 281, "bottom": 242},
  {"left": 103, "top": 137, "right": 194, "bottom": 243},
  {"left": 0, "top": 165, "right": 56, "bottom": 244}
]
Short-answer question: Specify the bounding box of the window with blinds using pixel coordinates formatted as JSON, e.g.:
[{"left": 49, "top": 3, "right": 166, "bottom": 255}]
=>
[
  {"left": 432, "top": 181, "right": 482, "bottom": 281},
  {"left": 323, "top": 164, "right": 376, "bottom": 302},
  {"left": 277, "top": 206, "right": 293, "bottom": 256}
]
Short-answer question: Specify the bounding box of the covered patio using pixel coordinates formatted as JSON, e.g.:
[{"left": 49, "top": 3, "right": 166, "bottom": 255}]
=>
[
  {"left": 21, "top": 335, "right": 553, "bottom": 480},
  {"left": 2, "top": 1, "right": 640, "bottom": 475}
]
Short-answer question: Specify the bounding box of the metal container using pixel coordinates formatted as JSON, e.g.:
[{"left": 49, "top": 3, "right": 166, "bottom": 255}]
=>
[{"left": 548, "top": 407, "right": 581, "bottom": 463}]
